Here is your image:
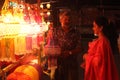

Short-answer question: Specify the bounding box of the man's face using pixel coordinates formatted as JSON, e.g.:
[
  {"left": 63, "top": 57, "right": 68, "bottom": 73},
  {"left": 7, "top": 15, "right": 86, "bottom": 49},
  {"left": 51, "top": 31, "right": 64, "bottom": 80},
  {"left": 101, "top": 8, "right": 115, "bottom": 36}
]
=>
[{"left": 60, "top": 15, "right": 71, "bottom": 27}]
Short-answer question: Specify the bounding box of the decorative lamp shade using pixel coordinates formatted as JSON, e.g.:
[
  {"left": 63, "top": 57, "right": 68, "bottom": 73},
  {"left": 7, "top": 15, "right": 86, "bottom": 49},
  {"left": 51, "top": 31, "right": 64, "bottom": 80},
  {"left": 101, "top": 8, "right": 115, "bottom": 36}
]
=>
[
  {"left": 7, "top": 72, "right": 32, "bottom": 80},
  {"left": 30, "top": 64, "right": 42, "bottom": 79},
  {"left": 14, "top": 65, "right": 39, "bottom": 80}
]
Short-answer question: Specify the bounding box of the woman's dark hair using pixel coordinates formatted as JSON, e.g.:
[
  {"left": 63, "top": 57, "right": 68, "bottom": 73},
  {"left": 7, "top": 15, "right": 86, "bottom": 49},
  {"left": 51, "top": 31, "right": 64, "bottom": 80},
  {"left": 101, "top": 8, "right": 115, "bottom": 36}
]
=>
[
  {"left": 94, "top": 16, "right": 119, "bottom": 54},
  {"left": 94, "top": 16, "right": 109, "bottom": 36}
]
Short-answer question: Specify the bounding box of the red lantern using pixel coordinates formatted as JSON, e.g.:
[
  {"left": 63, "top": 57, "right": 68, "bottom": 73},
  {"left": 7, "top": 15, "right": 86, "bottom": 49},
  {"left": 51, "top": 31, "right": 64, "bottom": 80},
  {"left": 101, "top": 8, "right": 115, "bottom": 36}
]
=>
[
  {"left": 7, "top": 64, "right": 42, "bottom": 80},
  {"left": 7, "top": 72, "right": 32, "bottom": 80}
]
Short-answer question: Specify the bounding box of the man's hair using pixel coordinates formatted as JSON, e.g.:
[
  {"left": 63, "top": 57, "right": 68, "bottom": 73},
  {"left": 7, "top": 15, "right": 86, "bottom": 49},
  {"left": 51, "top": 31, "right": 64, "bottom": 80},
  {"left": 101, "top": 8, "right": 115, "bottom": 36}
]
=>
[{"left": 59, "top": 11, "right": 71, "bottom": 20}]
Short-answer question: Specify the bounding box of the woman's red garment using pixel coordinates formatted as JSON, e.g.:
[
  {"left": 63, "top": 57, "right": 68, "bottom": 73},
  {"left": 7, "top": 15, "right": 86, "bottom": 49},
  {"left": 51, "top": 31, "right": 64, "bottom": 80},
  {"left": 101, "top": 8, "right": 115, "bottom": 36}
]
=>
[{"left": 85, "top": 36, "right": 119, "bottom": 80}]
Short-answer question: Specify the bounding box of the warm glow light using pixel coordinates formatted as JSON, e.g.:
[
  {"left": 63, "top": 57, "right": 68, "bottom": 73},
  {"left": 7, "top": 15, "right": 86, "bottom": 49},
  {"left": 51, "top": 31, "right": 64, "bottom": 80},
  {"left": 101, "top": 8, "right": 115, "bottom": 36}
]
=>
[
  {"left": 3, "top": 13, "right": 13, "bottom": 23},
  {"left": 40, "top": 4, "right": 43, "bottom": 9},
  {"left": 0, "top": 23, "right": 46, "bottom": 36},
  {"left": 30, "top": 59, "right": 38, "bottom": 64},
  {"left": 0, "top": 0, "right": 50, "bottom": 61},
  {"left": 42, "top": 22, "right": 49, "bottom": 32},
  {"left": 0, "top": 23, "right": 21, "bottom": 36},
  {"left": 19, "top": 24, "right": 41, "bottom": 35},
  {"left": 40, "top": 12, "right": 44, "bottom": 16},
  {"left": 2, "top": 11, "right": 25, "bottom": 23},
  {"left": 46, "top": 3, "right": 51, "bottom": 9},
  {"left": 47, "top": 11, "right": 50, "bottom": 16},
  {"left": 28, "top": 6, "right": 30, "bottom": 10},
  {"left": 47, "top": 21, "right": 50, "bottom": 25}
]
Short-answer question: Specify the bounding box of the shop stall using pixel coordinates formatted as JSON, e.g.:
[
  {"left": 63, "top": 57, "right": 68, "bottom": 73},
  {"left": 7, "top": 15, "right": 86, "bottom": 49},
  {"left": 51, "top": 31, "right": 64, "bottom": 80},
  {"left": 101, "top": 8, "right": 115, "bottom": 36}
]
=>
[{"left": 0, "top": 0, "right": 51, "bottom": 80}]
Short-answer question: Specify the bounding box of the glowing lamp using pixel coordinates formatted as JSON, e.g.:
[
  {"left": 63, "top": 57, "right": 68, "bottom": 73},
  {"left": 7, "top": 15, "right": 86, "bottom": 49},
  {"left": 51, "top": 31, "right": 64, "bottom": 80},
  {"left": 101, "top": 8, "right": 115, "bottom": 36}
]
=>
[
  {"left": 40, "top": 4, "right": 43, "bottom": 9},
  {"left": 46, "top": 3, "right": 51, "bottom": 9},
  {"left": 47, "top": 11, "right": 51, "bottom": 16}
]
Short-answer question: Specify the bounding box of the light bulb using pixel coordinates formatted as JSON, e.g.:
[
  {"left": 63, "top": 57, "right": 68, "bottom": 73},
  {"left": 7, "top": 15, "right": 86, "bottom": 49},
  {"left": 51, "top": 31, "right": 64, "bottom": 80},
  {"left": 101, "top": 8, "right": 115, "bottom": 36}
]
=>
[
  {"left": 47, "top": 11, "right": 50, "bottom": 16},
  {"left": 40, "top": 4, "right": 43, "bottom": 9},
  {"left": 46, "top": 3, "right": 51, "bottom": 9}
]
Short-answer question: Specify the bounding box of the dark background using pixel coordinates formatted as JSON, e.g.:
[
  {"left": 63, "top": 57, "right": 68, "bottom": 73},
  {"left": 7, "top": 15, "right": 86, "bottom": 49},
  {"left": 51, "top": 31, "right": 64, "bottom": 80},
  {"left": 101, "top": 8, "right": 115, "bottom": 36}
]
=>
[{"left": 1, "top": 0, "right": 120, "bottom": 7}]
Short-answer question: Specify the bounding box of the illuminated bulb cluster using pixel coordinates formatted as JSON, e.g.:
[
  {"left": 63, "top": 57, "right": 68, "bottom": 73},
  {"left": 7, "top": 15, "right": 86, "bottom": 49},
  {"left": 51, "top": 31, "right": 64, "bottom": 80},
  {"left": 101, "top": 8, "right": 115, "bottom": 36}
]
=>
[
  {"left": 0, "top": 23, "right": 49, "bottom": 36},
  {"left": 0, "top": 0, "right": 51, "bottom": 61},
  {"left": 40, "top": 2, "right": 52, "bottom": 25},
  {"left": 40, "top": 3, "right": 51, "bottom": 9}
]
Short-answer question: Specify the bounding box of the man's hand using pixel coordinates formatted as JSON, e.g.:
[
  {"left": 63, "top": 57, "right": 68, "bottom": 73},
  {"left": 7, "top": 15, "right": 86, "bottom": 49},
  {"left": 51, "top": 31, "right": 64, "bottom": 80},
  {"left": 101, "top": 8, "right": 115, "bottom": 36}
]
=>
[{"left": 60, "top": 51, "right": 70, "bottom": 58}]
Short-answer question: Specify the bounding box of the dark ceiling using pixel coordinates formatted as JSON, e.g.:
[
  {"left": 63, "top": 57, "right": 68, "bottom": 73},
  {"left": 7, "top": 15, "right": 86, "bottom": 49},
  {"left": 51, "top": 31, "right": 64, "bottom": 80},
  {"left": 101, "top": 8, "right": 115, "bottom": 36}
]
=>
[
  {"left": 0, "top": 0, "right": 120, "bottom": 12},
  {"left": 0, "top": 0, "right": 120, "bottom": 6},
  {"left": 26, "top": 0, "right": 120, "bottom": 10},
  {"left": 0, "top": 0, "right": 120, "bottom": 8}
]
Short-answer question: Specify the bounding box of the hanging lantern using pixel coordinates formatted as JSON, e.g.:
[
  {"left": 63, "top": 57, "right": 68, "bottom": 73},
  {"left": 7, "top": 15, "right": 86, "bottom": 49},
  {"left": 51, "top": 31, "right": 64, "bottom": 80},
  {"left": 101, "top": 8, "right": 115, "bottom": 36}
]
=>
[
  {"left": 14, "top": 65, "right": 39, "bottom": 80},
  {"left": 7, "top": 72, "right": 32, "bottom": 80}
]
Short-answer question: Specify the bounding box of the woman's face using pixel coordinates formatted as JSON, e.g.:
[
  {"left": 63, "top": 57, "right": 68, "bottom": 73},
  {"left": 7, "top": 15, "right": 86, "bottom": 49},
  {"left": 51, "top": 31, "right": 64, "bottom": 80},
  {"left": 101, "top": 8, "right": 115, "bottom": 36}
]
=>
[{"left": 92, "top": 21, "right": 102, "bottom": 36}]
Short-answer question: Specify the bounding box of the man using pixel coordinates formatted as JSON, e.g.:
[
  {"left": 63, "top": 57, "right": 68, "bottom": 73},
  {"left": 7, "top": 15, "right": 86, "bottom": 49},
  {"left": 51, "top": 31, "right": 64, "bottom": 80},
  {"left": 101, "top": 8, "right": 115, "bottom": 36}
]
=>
[{"left": 54, "top": 10, "right": 82, "bottom": 80}]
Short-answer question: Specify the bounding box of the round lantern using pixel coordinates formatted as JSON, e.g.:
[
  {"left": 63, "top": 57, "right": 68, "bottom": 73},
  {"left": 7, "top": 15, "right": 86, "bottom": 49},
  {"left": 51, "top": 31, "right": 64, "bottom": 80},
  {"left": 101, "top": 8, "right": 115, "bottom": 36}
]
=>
[
  {"left": 14, "top": 65, "right": 39, "bottom": 80},
  {"left": 7, "top": 72, "right": 32, "bottom": 80},
  {"left": 30, "top": 63, "right": 43, "bottom": 79}
]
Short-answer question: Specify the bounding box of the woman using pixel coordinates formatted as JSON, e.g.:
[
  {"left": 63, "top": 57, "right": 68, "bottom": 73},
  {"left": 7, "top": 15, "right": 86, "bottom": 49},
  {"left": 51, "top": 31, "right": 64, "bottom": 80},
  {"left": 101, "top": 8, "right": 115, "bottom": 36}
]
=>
[{"left": 82, "top": 16, "right": 119, "bottom": 80}]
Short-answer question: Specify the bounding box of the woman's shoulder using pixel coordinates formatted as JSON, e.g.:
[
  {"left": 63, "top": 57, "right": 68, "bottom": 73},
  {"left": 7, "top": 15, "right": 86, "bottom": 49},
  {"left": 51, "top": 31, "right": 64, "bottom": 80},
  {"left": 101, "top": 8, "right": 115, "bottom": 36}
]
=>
[{"left": 97, "top": 36, "right": 111, "bottom": 47}]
